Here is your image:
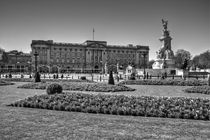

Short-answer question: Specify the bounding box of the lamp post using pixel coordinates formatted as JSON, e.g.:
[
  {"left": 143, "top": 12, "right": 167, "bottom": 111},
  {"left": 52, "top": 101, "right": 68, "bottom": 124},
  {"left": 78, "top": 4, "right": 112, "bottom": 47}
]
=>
[
  {"left": 100, "top": 61, "right": 103, "bottom": 74},
  {"left": 27, "top": 61, "right": 31, "bottom": 74},
  {"left": 142, "top": 52, "right": 147, "bottom": 79},
  {"left": 15, "top": 52, "right": 18, "bottom": 73},
  {"left": 34, "top": 51, "right": 40, "bottom": 82},
  {"left": 34, "top": 51, "right": 38, "bottom": 73},
  {"left": 16, "top": 62, "right": 20, "bottom": 73}
]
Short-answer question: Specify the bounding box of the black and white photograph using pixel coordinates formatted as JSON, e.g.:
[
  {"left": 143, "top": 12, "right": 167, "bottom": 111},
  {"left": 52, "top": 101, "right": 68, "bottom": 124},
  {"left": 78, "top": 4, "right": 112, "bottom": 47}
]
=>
[{"left": 0, "top": 0, "right": 210, "bottom": 139}]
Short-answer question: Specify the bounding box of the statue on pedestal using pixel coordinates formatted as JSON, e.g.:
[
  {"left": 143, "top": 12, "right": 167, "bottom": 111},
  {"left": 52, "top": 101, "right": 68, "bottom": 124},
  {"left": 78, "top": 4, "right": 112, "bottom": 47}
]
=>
[{"left": 153, "top": 19, "right": 175, "bottom": 69}]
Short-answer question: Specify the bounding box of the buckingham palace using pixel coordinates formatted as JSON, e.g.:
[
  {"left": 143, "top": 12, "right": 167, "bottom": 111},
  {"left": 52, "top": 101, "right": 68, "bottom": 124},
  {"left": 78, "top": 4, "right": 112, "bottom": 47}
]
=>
[{"left": 31, "top": 40, "right": 149, "bottom": 73}]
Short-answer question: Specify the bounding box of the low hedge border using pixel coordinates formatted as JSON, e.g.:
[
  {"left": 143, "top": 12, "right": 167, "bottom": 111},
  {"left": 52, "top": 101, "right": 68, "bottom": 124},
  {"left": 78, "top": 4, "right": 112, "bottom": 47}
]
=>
[
  {"left": 8, "top": 93, "right": 210, "bottom": 121},
  {"left": 0, "top": 80, "right": 14, "bottom": 86},
  {"left": 2, "top": 78, "right": 95, "bottom": 83},
  {"left": 17, "top": 82, "right": 135, "bottom": 92},
  {"left": 184, "top": 86, "right": 210, "bottom": 95},
  {"left": 118, "top": 79, "right": 207, "bottom": 86}
]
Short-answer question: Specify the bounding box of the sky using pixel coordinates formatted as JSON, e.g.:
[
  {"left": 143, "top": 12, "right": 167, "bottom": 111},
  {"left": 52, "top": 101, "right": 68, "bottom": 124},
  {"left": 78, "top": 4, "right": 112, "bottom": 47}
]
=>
[{"left": 0, "top": 0, "right": 209, "bottom": 60}]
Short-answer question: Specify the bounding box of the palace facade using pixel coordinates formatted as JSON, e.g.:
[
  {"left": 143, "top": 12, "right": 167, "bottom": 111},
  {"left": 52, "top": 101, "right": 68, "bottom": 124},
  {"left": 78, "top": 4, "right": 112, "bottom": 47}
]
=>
[{"left": 31, "top": 40, "right": 149, "bottom": 73}]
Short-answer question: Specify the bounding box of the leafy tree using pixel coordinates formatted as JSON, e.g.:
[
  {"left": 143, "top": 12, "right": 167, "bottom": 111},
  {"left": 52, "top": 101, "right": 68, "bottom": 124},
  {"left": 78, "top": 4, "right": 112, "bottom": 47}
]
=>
[
  {"left": 0, "top": 48, "right": 9, "bottom": 62},
  {"left": 191, "top": 55, "right": 200, "bottom": 70},
  {"left": 182, "top": 58, "right": 189, "bottom": 70},
  {"left": 174, "top": 49, "right": 191, "bottom": 69},
  {"left": 198, "top": 51, "right": 210, "bottom": 69},
  {"left": 191, "top": 50, "right": 210, "bottom": 69},
  {"left": 148, "top": 60, "right": 155, "bottom": 69}
]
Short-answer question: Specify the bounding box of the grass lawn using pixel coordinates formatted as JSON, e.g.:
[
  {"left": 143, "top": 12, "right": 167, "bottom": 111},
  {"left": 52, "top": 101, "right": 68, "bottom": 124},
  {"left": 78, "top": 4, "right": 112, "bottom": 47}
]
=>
[{"left": 1, "top": 82, "right": 210, "bottom": 139}]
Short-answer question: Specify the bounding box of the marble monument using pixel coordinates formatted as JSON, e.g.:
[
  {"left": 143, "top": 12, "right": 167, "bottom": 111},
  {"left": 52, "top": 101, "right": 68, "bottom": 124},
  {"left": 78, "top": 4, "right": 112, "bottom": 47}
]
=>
[{"left": 152, "top": 19, "right": 175, "bottom": 69}]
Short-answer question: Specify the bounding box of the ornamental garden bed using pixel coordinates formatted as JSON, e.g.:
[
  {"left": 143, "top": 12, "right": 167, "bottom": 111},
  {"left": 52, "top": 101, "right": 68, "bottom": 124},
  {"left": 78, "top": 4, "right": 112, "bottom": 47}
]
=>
[
  {"left": 8, "top": 92, "right": 210, "bottom": 121},
  {"left": 17, "top": 82, "right": 135, "bottom": 92},
  {"left": 0, "top": 80, "right": 14, "bottom": 86},
  {"left": 119, "top": 79, "right": 207, "bottom": 86},
  {"left": 184, "top": 86, "right": 210, "bottom": 95}
]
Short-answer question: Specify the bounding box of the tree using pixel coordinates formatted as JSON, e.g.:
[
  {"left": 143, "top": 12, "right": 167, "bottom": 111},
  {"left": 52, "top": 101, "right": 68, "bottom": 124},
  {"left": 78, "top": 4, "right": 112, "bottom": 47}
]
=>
[
  {"left": 198, "top": 50, "right": 210, "bottom": 69},
  {"left": 174, "top": 49, "right": 192, "bottom": 69},
  {"left": 191, "top": 50, "right": 210, "bottom": 69},
  {"left": 148, "top": 60, "right": 155, "bottom": 69},
  {"left": 191, "top": 55, "right": 200, "bottom": 70},
  {"left": 0, "top": 48, "right": 9, "bottom": 62}
]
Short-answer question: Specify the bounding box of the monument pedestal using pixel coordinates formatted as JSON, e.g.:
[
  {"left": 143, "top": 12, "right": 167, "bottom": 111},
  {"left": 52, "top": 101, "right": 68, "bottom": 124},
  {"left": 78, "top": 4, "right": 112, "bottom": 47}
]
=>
[{"left": 152, "top": 59, "right": 175, "bottom": 69}]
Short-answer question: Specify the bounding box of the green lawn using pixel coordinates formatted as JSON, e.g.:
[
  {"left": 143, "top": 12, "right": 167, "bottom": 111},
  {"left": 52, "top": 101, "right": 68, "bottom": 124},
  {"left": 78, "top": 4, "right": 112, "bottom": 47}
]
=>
[{"left": 1, "top": 82, "right": 210, "bottom": 139}]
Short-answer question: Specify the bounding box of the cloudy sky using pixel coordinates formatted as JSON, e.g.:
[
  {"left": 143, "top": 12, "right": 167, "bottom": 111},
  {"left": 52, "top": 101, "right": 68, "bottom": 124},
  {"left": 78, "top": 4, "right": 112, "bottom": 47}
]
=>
[{"left": 0, "top": 0, "right": 209, "bottom": 60}]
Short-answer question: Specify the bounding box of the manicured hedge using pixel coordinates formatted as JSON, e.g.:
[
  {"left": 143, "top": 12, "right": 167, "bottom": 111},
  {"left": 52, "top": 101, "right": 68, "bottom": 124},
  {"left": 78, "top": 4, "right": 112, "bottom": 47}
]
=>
[
  {"left": 119, "top": 79, "right": 207, "bottom": 86},
  {"left": 18, "top": 82, "right": 135, "bottom": 92},
  {"left": 0, "top": 80, "right": 14, "bottom": 86},
  {"left": 8, "top": 93, "right": 210, "bottom": 120},
  {"left": 184, "top": 86, "right": 210, "bottom": 95},
  {"left": 3, "top": 78, "right": 95, "bottom": 83}
]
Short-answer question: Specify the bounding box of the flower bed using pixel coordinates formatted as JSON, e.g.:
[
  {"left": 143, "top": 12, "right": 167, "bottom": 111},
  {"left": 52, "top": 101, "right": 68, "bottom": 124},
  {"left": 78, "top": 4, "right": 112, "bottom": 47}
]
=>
[
  {"left": 18, "top": 82, "right": 135, "bottom": 92},
  {"left": 184, "top": 86, "right": 210, "bottom": 95},
  {"left": 8, "top": 93, "right": 210, "bottom": 120},
  {"left": 0, "top": 80, "right": 14, "bottom": 86},
  {"left": 119, "top": 79, "right": 207, "bottom": 86}
]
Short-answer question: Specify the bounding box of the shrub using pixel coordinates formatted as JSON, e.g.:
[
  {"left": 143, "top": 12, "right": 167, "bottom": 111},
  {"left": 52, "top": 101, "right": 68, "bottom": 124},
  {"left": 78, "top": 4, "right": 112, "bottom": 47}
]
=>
[
  {"left": 80, "top": 76, "right": 86, "bottom": 80},
  {"left": 0, "top": 80, "right": 14, "bottom": 86},
  {"left": 34, "top": 72, "right": 41, "bottom": 82},
  {"left": 108, "top": 71, "right": 115, "bottom": 85},
  {"left": 46, "top": 83, "right": 63, "bottom": 95}
]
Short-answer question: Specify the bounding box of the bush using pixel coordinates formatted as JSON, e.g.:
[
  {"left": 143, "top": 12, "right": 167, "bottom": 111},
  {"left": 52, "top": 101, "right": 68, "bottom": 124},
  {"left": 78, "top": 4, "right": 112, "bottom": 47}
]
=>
[
  {"left": 0, "top": 80, "right": 14, "bottom": 86},
  {"left": 80, "top": 76, "right": 86, "bottom": 80},
  {"left": 46, "top": 83, "right": 63, "bottom": 95},
  {"left": 34, "top": 72, "right": 41, "bottom": 82},
  {"left": 108, "top": 71, "right": 115, "bottom": 85}
]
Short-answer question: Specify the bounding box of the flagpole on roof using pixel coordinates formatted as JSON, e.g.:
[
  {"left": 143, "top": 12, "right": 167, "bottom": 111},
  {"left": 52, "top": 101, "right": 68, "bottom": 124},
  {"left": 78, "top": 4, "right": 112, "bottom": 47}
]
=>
[{"left": 93, "top": 28, "right": 95, "bottom": 41}]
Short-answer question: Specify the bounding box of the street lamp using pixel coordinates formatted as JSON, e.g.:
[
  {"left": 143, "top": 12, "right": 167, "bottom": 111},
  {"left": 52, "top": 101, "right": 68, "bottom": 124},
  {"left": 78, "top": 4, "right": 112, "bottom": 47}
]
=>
[
  {"left": 27, "top": 61, "right": 31, "bottom": 74},
  {"left": 34, "top": 51, "right": 40, "bottom": 82},
  {"left": 142, "top": 52, "right": 147, "bottom": 79},
  {"left": 100, "top": 61, "right": 103, "bottom": 74},
  {"left": 16, "top": 62, "right": 20, "bottom": 73},
  {"left": 34, "top": 51, "right": 38, "bottom": 73}
]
